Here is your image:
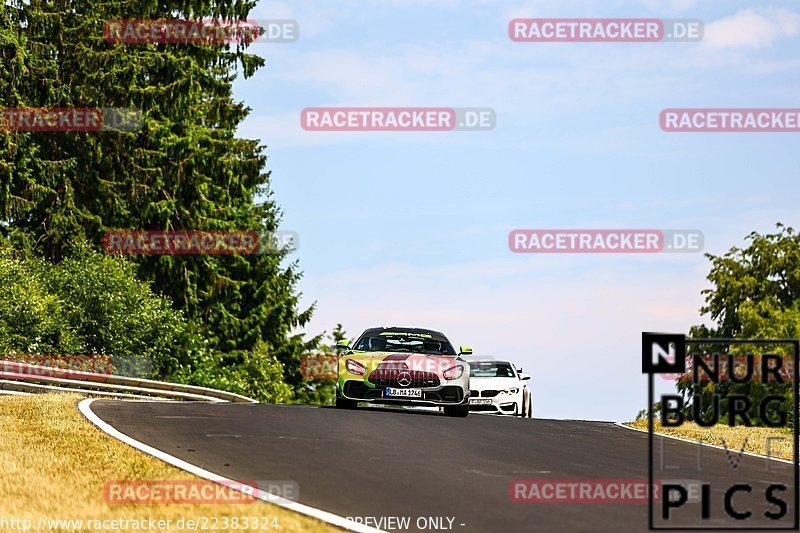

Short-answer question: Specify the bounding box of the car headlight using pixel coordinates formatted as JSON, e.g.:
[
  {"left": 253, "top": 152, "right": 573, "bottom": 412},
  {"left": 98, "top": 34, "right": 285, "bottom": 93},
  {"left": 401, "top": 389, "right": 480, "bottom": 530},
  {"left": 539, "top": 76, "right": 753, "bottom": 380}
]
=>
[
  {"left": 502, "top": 387, "right": 519, "bottom": 395},
  {"left": 345, "top": 359, "right": 366, "bottom": 375},
  {"left": 443, "top": 365, "right": 464, "bottom": 380}
]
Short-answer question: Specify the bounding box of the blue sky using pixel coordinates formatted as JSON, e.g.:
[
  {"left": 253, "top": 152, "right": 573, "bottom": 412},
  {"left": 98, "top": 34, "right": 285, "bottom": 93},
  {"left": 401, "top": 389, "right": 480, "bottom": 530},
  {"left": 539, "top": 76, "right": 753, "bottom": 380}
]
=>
[{"left": 233, "top": 0, "right": 800, "bottom": 420}]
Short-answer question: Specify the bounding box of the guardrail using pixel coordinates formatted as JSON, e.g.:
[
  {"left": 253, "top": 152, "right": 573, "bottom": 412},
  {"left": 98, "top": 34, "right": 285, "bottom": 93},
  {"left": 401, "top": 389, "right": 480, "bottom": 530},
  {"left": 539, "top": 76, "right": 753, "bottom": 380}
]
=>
[{"left": 0, "top": 360, "right": 257, "bottom": 403}]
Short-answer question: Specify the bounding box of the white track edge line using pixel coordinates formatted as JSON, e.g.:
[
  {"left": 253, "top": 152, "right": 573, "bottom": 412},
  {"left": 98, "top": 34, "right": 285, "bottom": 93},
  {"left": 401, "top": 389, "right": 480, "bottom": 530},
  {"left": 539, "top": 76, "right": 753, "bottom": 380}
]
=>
[
  {"left": 78, "top": 398, "right": 384, "bottom": 533},
  {"left": 614, "top": 421, "right": 795, "bottom": 465}
]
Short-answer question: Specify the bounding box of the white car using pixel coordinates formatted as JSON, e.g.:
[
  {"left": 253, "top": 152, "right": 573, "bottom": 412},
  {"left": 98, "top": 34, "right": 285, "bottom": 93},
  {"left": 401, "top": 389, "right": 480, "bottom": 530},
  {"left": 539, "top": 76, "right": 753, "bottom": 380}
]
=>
[{"left": 466, "top": 359, "right": 532, "bottom": 417}]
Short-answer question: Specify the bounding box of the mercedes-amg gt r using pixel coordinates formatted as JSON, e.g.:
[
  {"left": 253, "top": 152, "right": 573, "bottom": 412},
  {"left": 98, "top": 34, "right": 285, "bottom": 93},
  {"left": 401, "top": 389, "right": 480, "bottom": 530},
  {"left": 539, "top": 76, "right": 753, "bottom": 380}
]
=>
[{"left": 335, "top": 326, "right": 472, "bottom": 417}]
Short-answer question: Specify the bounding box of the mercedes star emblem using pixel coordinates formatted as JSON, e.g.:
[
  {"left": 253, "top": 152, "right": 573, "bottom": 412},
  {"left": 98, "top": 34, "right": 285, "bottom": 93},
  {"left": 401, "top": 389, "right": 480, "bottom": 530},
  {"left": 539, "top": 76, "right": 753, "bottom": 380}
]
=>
[{"left": 397, "top": 371, "right": 412, "bottom": 387}]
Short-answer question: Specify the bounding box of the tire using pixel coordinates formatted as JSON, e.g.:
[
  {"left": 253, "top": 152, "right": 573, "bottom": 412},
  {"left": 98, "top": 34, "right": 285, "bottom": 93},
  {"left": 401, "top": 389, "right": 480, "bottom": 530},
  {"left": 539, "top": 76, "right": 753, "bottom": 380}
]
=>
[
  {"left": 335, "top": 396, "right": 357, "bottom": 409},
  {"left": 444, "top": 404, "right": 470, "bottom": 417},
  {"left": 520, "top": 394, "right": 531, "bottom": 418},
  {"left": 525, "top": 394, "right": 533, "bottom": 418}
]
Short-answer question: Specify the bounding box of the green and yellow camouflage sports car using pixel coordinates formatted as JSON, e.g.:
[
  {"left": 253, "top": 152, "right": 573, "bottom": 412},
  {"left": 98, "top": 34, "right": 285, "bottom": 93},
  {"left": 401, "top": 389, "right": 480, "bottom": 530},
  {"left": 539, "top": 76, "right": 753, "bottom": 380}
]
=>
[{"left": 335, "top": 326, "right": 472, "bottom": 417}]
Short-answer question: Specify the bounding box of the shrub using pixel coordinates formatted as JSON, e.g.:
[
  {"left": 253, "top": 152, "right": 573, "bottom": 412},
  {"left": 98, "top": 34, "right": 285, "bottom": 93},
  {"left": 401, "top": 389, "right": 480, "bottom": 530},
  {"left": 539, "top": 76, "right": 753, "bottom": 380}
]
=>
[
  {"left": 0, "top": 242, "right": 192, "bottom": 377},
  {"left": 179, "top": 343, "right": 292, "bottom": 403}
]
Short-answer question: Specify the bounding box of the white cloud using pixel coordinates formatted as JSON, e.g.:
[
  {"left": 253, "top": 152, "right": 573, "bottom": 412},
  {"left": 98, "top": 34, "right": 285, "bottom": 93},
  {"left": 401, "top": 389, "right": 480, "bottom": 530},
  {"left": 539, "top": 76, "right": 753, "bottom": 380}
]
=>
[
  {"left": 704, "top": 7, "right": 800, "bottom": 49},
  {"left": 234, "top": 4, "right": 800, "bottom": 150},
  {"left": 638, "top": 0, "right": 698, "bottom": 12},
  {"left": 236, "top": 37, "right": 717, "bottom": 148}
]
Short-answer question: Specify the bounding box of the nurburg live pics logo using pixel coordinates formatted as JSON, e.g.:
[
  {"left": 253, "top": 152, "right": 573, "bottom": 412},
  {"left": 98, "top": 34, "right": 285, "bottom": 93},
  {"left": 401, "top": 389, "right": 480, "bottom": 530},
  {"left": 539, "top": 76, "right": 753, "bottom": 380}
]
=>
[{"left": 641, "top": 332, "right": 800, "bottom": 530}]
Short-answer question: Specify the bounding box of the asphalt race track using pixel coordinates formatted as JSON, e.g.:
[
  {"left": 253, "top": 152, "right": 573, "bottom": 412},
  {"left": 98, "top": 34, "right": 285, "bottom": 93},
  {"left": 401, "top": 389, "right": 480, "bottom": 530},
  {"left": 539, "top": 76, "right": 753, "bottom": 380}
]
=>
[{"left": 90, "top": 401, "right": 796, "bottom": 532}]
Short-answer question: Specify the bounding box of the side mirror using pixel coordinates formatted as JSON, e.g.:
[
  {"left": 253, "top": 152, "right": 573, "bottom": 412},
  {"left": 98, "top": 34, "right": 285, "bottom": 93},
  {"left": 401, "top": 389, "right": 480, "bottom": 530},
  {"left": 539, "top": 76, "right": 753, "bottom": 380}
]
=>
[
  {"left": 459, "top": 346, "right": 473, "bottom": 355},
  {"left": 519, "top": 373, "right": 531, "bottom": 381},
  {"left": 336, "top": 339, "right": 350, "bottom": 349}
]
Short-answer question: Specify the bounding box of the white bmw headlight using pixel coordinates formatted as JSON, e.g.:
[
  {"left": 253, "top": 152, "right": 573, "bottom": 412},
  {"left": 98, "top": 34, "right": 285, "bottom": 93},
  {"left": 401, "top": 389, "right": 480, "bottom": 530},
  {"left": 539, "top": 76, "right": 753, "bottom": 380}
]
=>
[{"left": 502, "top": 387, "right": 519, "bottom": 395}]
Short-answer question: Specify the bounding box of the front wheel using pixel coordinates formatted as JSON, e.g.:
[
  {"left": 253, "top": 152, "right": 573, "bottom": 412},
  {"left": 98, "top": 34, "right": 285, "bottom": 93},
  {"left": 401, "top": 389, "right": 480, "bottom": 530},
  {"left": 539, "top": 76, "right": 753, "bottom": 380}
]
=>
[
  {"left": 444, "top": 404, "right": 470, "bottom": 417},
  {"left": 335, "top": 396, "right": 357, "bottom": 409},
  {"left": 519, "top": 394, "right": 530, "bottom": 418}
]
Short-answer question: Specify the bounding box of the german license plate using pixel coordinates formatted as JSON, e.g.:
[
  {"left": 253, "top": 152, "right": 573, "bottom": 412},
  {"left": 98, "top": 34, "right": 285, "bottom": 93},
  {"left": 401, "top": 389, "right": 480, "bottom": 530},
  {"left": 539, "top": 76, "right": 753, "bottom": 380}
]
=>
[
  {"left": 385, "top": 387, "right": 422, "bottom": 398},
  {"left": 470, "top": 398, "right": 492, "bottom": 405}
]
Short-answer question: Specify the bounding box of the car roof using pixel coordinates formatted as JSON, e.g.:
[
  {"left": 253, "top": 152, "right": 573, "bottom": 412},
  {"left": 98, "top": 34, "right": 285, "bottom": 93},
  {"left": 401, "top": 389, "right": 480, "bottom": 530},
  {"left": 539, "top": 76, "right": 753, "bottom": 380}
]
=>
[
  {"left": 465, "top": 357, "right": 513, "bottom": 365},
  {"left": 361, "top": 326, "right": 448, "bottom": 337}
]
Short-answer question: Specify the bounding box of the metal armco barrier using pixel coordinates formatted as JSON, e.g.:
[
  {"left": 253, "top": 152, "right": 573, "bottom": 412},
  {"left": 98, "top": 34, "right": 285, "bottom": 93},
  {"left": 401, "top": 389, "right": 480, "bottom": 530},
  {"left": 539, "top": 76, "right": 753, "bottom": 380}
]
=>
[{"left": 0, "top": 360, "right": 257, "bottom": 403}]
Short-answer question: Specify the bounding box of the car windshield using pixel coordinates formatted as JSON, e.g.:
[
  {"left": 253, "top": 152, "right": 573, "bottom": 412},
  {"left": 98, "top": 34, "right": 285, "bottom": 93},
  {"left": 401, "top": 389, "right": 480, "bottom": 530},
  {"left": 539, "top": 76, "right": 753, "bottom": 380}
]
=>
[
  {"left": 353, "top": 332, "right": 457, "bottom": 355},
  {"left": 469, "top": 361, "right": 516, "bottom": 378}
]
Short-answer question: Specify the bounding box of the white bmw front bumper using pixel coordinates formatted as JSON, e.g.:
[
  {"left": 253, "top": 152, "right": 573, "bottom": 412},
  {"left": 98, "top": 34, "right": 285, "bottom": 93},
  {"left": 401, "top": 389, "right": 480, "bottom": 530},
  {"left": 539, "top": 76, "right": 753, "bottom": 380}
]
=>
[{"left": 468, "top": 390, "right": 523, "bottom": 415}]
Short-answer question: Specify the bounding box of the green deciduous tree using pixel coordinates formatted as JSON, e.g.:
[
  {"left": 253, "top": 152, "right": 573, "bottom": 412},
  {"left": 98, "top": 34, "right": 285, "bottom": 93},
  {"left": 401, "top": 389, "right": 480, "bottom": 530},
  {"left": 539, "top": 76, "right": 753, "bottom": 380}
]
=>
[
  {"left": 293, "top": 324, "right": 348, "bottom": 406},
  {"left": 692, "top": 223, "right": 800, "bottom": 339},
  {"left": 680, "top": 224, "right": 800, "bottom": 425}
]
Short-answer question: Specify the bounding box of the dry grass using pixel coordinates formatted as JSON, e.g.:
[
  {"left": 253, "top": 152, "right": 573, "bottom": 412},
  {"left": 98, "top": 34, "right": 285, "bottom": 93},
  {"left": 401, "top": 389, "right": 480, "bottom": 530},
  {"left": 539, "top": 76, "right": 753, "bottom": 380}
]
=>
[
  {"left": 627, "top": 418, "right": 794, "bottom": 461},
  {"left": 0, "top": 393, "right": 335, "bottom": 532}
]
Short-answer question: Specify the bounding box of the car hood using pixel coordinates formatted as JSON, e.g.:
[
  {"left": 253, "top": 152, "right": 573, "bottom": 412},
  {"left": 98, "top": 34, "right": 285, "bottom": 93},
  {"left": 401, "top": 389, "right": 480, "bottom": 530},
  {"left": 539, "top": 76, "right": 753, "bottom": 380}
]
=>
[
  {"left": 470, "top": 377, "right": 520, "bottom": 390},
  {"left": 343, "top": 351, "right": 461, "bottom": 374}
]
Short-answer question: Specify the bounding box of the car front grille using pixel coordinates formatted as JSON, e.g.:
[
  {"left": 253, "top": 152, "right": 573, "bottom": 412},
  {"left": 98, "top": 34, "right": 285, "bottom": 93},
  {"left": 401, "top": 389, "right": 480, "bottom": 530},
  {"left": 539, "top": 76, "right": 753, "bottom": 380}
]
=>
[
  {"left": 469, "top": 404, "right": 498, "bottom": 412},
  {"left": 368, "top": 367, "right": 439, "bottom": 388},
  {"left": 344, "top": 380, "right": 463, "bottom": 404},
  {"left": 481, "top": 390, "right": 500, "bottom": 398}
]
